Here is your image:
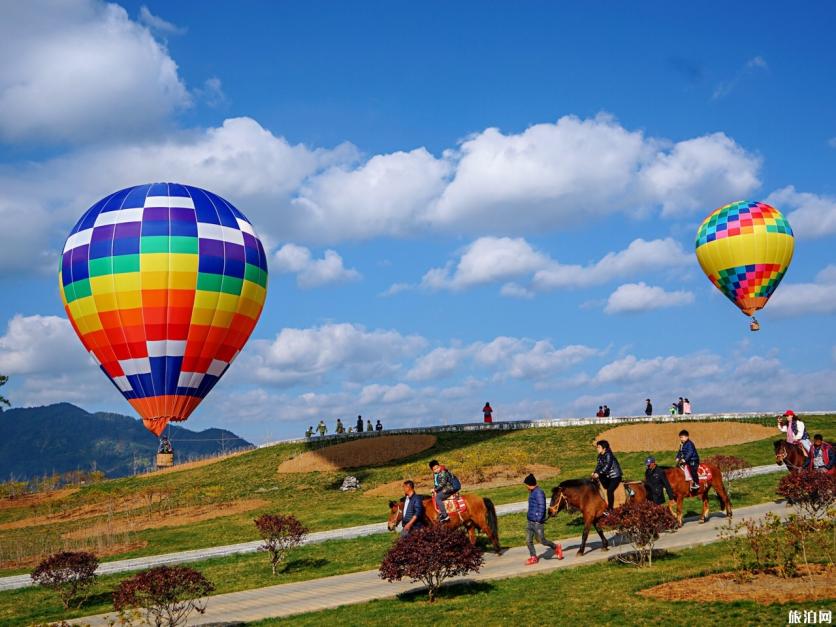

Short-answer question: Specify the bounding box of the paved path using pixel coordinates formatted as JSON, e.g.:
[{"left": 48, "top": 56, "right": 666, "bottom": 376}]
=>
[
  {"left": 0, "top": 463, "right": 785, "bottom": 592},
  {"left": 74, "top": 500, "right": 788, "bottom": 626}
]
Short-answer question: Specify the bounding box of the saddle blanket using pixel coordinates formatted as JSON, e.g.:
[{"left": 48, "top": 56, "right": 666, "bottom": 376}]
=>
[
  {"left": 683, "top": 464, "right": 713, "bottom": 483},
  {"left": 434, "top": 494, "right": 467, "bottom": 514}
]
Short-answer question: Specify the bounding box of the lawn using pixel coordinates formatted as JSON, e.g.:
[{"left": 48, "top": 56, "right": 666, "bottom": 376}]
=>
[{"left": 0, "top": 414, "right": 831, "bottom": 577}]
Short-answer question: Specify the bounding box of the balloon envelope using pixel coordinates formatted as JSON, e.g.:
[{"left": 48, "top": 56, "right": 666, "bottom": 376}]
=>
[
  {"left": 59, "top": 183, "right": 268, "bottom": 436},
  {"left": 695, "top": 200, "right": 793, "bottom": 317}
]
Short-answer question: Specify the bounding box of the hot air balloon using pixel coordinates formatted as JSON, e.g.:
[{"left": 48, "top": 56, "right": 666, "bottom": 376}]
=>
[
  {"left": 695, "top": 200, "right": 793, "bottom": 330},
  {"left": 58, "top": 183, "right": 268, "bottom": 449}
]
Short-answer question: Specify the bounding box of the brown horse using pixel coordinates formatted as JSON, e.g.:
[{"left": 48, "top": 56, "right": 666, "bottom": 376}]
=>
[
  {"left": 774, "top": 440, "right": 806, "bottom": 473},
  {"left": 547, "top": 479, "right": 646, "bottom": 556},
  {"left": 657, "top": 463, "right": 732, "bottom": 526},
  {"left": 386, "top": 494, "right": 501, "bottom": 553}
]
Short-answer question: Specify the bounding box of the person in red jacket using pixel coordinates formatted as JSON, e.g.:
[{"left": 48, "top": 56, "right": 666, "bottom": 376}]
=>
[
  {"left": 806, "top": 434, "right": 835, "bottom": 475},
  {"left": 483, "top": 402, "right": 493, "bottom": 423}
]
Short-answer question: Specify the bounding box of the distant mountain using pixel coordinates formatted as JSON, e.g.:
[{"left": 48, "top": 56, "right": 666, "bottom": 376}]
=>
[{"left": 0, "top": 403, "right": 252, "bottom": 480}]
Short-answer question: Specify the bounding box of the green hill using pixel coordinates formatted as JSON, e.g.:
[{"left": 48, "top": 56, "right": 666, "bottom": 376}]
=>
[{"left": 0, "top": 403, "right": 251, "bottom": 480}]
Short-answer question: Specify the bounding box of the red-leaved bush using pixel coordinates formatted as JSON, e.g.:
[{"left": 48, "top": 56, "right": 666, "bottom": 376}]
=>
[
  {"left": 30, "top": 551, "right": 99, "bottom": 609},
  {"left": 112, "top": 565, "right": 214, "bottom": 627},
  {"left": 603, "top": 500, "right": 678, "bottom": 567},
  {"left": 379, "top": 525, "right": 484, "bottom": 602},
  {"left": 254, "top": 513, "right": 308, "bottom": 575},
  {"left": 777, "top": 470, "right": 836, "bottom": 519}
]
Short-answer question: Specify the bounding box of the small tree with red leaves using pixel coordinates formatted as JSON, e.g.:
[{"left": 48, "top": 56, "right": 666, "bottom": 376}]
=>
[
  {"left": 31, "top": 551, "right": 99, "bottom": 609},
  {"left": 603, "top": 500, "right": 678, "bottom": 567},
  {"left": 379, "top": 525, "right": 484, "bottom": 602},
  {"left": 112, "top": 565, "right": 214, "bottom": 627},
  {"left": 254, "top": 513, "right": 308, "bottom": 575},
  {"left": 705, "top": 455, "right": 752, "bottom": 499},
  {"left": 777, "top": 470, "right": 836, "bottom": 520}
]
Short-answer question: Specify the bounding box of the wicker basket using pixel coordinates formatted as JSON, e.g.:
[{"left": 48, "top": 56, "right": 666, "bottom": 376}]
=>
[{"left": 156, "top": 452, "right": 174, "bottom": 468}]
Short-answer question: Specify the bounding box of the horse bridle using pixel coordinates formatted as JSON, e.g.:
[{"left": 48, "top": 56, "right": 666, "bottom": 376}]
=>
[
  {"left": 776, "top": 444, "right": 804, "bottom": 471},
  {"left": 548, "top": 490, "right": 567, "bottom": 516}
]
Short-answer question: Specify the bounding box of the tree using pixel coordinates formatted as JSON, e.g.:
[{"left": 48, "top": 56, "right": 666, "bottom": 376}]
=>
[
  {"left": 603, "top": 500, "right": 678, "bottom": 567},
  {"left": 777, "top": 470, "right": 836, "bottom": 520},
  {"left": 379, "top": 525, "right": 484, "bottom": 602},
  {"left": 0, "top": 374, "right": 9, "bottom": 409},
  {"left": 254, "top": 513, "right": 308, "bottom": 575},
  {"left": 30, "top": 551, "right": 99, "bottom": 609},
  {"left": 112, "top": 565, "right": 214, "bottom": 627}
]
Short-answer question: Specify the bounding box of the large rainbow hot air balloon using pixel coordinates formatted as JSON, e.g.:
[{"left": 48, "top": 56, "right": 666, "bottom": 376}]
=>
[
  {"left": 695, "top": 200, "right": 793, "bottom": 328},
  {"left": 59, "top": 183, "right": 268, "bottom": 437}
]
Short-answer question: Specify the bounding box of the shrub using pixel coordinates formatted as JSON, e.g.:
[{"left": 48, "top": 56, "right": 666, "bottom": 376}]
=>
[
  {"left": 603, "top": 500, "right": 678, "bottom": 567},
  {"left": 254, "top": 513, "right": 308, "bottom": 575},
  {"left": 705, "top": 455, "right": 751, "bottom": 497},
  {"left": 379, "top": 525, "right": 484, "bottom": 602},
  {"left": 776, "top": 470, "right": 836, "bottom": 520},
  {"left": 112, "top": 565, "right": 214, "bottom": 627},
  {"left": 30, "top": 550, "right": 99, "bottom": 609}
]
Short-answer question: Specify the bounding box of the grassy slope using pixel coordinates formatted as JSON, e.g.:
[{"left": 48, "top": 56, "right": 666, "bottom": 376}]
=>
[{"left": 1, "top": 414, "right": 832, "bottom": 577}]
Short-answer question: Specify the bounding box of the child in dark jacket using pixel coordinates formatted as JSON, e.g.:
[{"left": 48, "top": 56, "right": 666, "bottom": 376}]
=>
[
  {"left": 523, "top": 474, "right": 560, "bottom": 564},
  {"left": 675, "top": 430, "right": 700, "bottom": 491}
]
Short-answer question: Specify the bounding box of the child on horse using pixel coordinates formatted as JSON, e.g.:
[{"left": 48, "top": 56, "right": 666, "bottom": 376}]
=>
[
  {"left": 778, "top": 410, "right": 811, "bottom": 457},
  {"left": 592, "top": 440, "right": 622, "bottom": 511},
  {"left": 676, "top": 429, "right": 700, "bottom": 491},
  {"left": 429, "top": 459, "right": 461, "bottom": 522}
]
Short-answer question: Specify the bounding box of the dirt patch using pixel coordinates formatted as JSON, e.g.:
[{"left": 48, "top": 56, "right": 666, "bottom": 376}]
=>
[
  {"left": 278, "top": 435, "right": 437, "bottom": 473},
  {"left": 0, "top": 492, "right": 162, "bottom": 531},
  {"left": 0, "top": 540, "right": 149, "bottom": 570},
  {"left": 61, "top": 498, "right": 268, "bottom": 540},
  {"left": 639, "top": 564, "right": 836, "bottom": 604},
  {"left": 596, "top": 421, "right": 775, "bottom": 453},
  {"left": 364, "top": 463, "right": 561, "bottom": 497},
  {"left": 0, "top": 488, "right": 79, "bottom": 511}
]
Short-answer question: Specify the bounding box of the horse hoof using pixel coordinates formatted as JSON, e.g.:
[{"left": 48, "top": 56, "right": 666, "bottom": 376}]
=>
[
  {"left": 576, "top": 549, "right": 584, "bottom": 557},
  {"left": 601, "top": 546, "right": 608, "bottom": 552}
]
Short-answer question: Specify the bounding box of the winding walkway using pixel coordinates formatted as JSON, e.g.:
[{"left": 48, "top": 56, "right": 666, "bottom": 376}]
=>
[
  {"left": 74, "top": 500, "right": 788, "bottom": 625},
  {"left": 0, "top": 463, "right": 784, "bottom": 593}
]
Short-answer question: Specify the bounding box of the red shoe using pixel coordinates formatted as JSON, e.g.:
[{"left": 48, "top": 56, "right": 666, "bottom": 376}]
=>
[
  {"left": 555, "top": 544, "right": 564, "bottom": 560},
  {"left": 526, "top": 556, "right": 539, "bottom": 565}
]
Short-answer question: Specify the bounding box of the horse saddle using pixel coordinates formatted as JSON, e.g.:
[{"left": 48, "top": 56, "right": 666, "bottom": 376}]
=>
[
  {"left": 433, "top": 493, "right": 467, "bottom": 514},
  {"left": 682, "top": 463, "right": 712, "bottom": 483},
  {"left": 596, "top": 481, "right": 641, "bottom": 508}
]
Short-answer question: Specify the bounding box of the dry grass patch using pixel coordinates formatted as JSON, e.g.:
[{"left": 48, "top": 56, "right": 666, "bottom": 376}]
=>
[
  {"left": 0, "top": 540, "right": 148, "bottom": 570},
  {"left": 596, "top": 421, "right": 775, "bottom": 453},
  {"left": 0, "top": 488, "right": 79, "bottom": 511},
  {"left": 136, "top": 449, "right": 251, "bottom": 479},
  {"left": 639, "top": 564, "right": 836, "bottom": 604},
  {"left": 364, "top": 463, "right": 561, "bottom": 497},
  {"left": 278, "top": 435, "right": 437, "bottom": 473},
  {"left": 61, "top": 498, "right": 268, "bottom": 540}
]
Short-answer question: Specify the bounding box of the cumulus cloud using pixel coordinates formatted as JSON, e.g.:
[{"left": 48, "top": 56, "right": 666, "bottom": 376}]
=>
[
  {"left": 766, "top": 186, "right": 836, "bottom": 238},
  {"left": 418, "top": 236, "right": 690, "bottom": 293},
  {"left": 594, "top": 353, "right": 724, "bottom": 385},
  {"left": 272, "top": 244, "right": 361, "bottom": 288},
  {"left": 767, "top": 265, "right": 836, "bottom": 317},
  {"left": 138, "top": 5, "right": 186, "bottom": 35},
  {"left": 604, "top": 282, "right": 695, "bottom": 314},
  {"left": 0, "top": 0, "right": 190, "bottom": 143}
]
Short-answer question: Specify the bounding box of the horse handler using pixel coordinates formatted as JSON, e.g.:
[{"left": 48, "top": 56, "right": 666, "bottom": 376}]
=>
[{"left": 524, "top": 473, "right": 562, "bottom": 564}]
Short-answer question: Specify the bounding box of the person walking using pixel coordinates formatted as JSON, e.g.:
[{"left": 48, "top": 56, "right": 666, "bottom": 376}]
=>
[
  {"left": 805, "top": 434, "right": 835, "bottom": 474},
  {"left": 305, "top": 426, "right": 314, "bottom": 439},
  {"left": 335, "top": 419, "right": 345, "bottom": 434},
  {"left": 356, "top": 415, "right": 364, "bottom": 433},
  {"left": 483, "top": 402, "right": 493, "bottom": 424},
  {"left": 644, "top": 457, "right": 674, "bottom": 504},
  {"left": 592, "top": 440, "right": 622, "bottom": 511},
  {"left": 596, "top": 406, "right": 604, "bottom": 417},
  {"left": 523, "top": 473, "right": 561, "bottom": 564},
  {"left": 645, "top": 399, "right": 653, "bottom": 416},
  {"left": 677, "top": 397, "right": 684, "bottom": 415},
  {"left": 603, "top": 405, "right": 611, "bottom": 417},
  {"left": 683, "top": 398, "right": 691, "bottom": 414},
  {"left": 317, "top": 420, "right": 327, "bottom": 437},
  {"left": 375, "top": 419, "right": 383, "bottom": 432},
  {"left": 367, "top": 419, "right": 373, "bottom": 432},
  {"left": 400, "top": 480, "right": 426, "bottom": 536}
]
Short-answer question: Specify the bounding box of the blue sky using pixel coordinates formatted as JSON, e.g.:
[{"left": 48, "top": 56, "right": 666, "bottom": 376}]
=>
[{"left": 1, "top": 1, "right": 834, "bottom": 443}]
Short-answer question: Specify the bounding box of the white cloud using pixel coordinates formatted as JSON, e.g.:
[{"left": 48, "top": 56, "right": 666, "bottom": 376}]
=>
[
  {"left": 138, "top": 5, "right": 186, "bottom": 35},
  {"left": 195, "top": 77, "right": 226, "bottom": 107},
  {"left": 767, "top": 265, "right": 836, "bottom": 317},
  {"left": 380, "top": 282, "right": 412, "bottom": 297},
  {"left": 766, "top": 186, "right": 836, "bottom": 238},
  {"left": 0, "top": 0, "right": 190, "bottom": 143},
  {"left": 500, "top": 283, "right": 535, "bottom": 299},
  {"left": 406, "top": 347, "right": 469, "bottom": 381},
  {"left": 604, "top": 282, "right": 695, "bottom": 314},
  {"left": 240, "top": 323, "right": 427, "bottom": 387},
  {"left": 829, "top": 137, "right": 836, "bottom": 149},
  {"left": 594, "top": 353, "right": 724, "bottom": 385},
  {"left": 712, "top": 56, "right": 769, "bottom": 100},
  {"left": 272, "top": 244, "right": 361, "bottom": 288},
  {"left": 359, "top": 383, "right": 414, "bottom": 405}
]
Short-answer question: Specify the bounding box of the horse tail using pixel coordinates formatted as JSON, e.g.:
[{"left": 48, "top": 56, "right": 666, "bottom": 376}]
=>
[{"left": 484, "top": 497, "right": 499, "bottom": 543}]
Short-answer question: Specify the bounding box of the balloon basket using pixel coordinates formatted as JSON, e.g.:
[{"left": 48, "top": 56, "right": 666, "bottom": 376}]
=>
[
  {"left": 156, "top": 452, "right": 174, "bottom": 468},
  {"left": 749, "top": 320, "right": 760, "bottom": 332}
]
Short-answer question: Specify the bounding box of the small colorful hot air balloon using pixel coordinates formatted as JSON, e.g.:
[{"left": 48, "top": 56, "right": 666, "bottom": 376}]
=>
[
  {"left": 695, "top": 200, "right": 793, "bottom": 329},
  {"left": 59, "top": 183, "right": 268, "bottom": 437}
]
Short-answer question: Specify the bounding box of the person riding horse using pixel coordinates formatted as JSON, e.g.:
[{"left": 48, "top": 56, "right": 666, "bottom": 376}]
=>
[
  {"left": 591, "top": 440, "right": 622, "bottom": 512},
  {"left": 778, "top": 410, "right": 811, "bottom": 457},
  {"left": 429, "top": 459, "right": 460, "bottom": 523},
  {"left": 675, "top": 430, "right": 700, "bottom": 492}
]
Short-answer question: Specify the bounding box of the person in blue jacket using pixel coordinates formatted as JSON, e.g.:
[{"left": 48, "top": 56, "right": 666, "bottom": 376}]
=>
[
  {"left": 523, "top": 473, "right": 559, "bottom": 564},
  {"left": 592, "top": 439, "right": 622, "bottom": 511},
  {"left": 400, "top": 480, "right": 425, "bottom": 536},
  {"left": 676, "top": 429, "right": 700, "bottom": 491}
]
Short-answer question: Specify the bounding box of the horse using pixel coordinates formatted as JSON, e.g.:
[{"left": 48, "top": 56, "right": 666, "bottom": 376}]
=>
[
  {"left": 386, "top": 493, "right": 501, "bottom": 553},
  {"left": 656, "top": 463, "right": 732, "bottom": 526},
  {"left": 547, "top": 478, "right": 646, "bottom": 556},
  {"left": 774, "top": 440, "right": 807, "bottom": 473}
]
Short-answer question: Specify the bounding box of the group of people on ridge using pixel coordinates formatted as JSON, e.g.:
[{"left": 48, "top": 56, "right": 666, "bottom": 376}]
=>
[
  {"left": 595, "top": 405, "right": 611, "bottom": 417},
  {"left": 306, "top": 416, "right": 383, "bottom": 438}
]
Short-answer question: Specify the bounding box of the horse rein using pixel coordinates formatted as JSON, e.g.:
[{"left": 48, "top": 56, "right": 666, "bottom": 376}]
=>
[
  {"left": 548, "top": 491, "right": 567, "bottom": 516},
  {"left": 776, "top": 446, "right": 804, "bottom": 471}
]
